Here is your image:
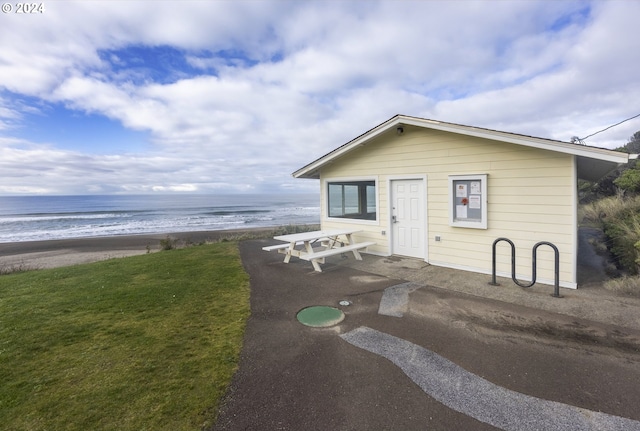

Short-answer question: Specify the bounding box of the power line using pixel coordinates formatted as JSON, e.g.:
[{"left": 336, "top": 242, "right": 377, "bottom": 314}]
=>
[{"left": 571, "top": 112, "right": 640, "bottom": 144}]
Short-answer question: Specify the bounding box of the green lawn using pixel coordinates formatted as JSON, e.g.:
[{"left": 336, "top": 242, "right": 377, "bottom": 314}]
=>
[{"left": 0, "top": 241, "right": 250, "bottom": 431}]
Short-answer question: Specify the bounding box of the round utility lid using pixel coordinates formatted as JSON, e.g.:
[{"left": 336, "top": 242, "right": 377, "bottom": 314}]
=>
[{"left": 297, "top": 306, "right": 345, "bottom": 327}]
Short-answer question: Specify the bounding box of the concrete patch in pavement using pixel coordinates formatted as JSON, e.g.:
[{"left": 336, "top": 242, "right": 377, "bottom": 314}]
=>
[
  {"left": 378, "top": 281, "right": 423, "bottom": 317},
  {"left": 341, "top": 326, "right": 640, "bottom": 431}
]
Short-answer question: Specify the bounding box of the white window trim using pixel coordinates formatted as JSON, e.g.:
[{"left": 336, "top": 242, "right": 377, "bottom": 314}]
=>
[
  {"left": 449, "top": 174, "right": 488, "bottom": 229},
  {"left": 323, "top": 176, "right": 379, "bottom": 225}
]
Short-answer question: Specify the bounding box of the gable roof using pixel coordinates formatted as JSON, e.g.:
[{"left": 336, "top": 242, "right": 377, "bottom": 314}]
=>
[{"left": 293, "top": 114, "right": 631, "bottom": 182}]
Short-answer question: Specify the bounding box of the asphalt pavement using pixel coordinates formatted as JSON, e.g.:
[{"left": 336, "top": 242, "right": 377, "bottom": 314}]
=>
[{"left": 212, "top": 239, "right": 640, "bottom": 431}]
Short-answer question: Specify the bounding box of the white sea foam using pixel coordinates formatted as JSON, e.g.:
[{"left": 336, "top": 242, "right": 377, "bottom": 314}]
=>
[{"left": 0, "top": 194, "right": 320, "bottom": 243}]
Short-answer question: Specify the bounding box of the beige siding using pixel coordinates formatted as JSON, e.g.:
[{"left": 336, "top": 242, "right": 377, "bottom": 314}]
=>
[{"left": 318, "top": 127, "right": 577, "bottom": 288}]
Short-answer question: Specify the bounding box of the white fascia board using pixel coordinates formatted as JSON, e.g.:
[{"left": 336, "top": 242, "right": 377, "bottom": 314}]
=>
[
  {"left": 293, "top": 115, "right": 629, "bottom": 178},
  {"left": 398, "top": 116, "right": 629, "bottom": 164},
  {"left": 293, "top": 116, "right": 400, "bottom": 178}
]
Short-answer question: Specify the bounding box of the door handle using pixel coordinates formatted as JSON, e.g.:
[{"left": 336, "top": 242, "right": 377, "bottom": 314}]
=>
[{"left": 392, "top": 215, "right": 398, "bottom": 223}]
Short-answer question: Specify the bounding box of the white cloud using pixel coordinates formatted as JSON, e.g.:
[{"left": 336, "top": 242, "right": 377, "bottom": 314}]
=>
[
  {"left": 1, "top": 0, "right": 640, "bottom": 195},
  {"left": 430, "top": 1, "right": 640, "bottom": 146}
]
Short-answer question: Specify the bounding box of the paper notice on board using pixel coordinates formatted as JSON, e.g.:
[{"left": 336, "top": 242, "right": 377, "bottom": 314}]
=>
[
  {"left": 470, "top": 181, "right": 481, "bottom": 195},
  {"left": 456, "top": 205, "right": 468, "bottom": 219},
  {"left": 469, "top": 195, "right": 481, "bottom": 209},
  {"left": 456, "top": 184, "right": 467, "bottom": 197}
]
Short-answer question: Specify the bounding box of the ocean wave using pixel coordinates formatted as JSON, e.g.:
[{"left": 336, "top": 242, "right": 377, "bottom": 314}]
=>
[
  {"left": 206, "top": 209, "right": 271, "bottom": 216},
  {"left": 0, "top": 194, "right": 321, "bottom": 243},
  {"left": 0, "top": 213, "right": 134, "bottom": 224}
]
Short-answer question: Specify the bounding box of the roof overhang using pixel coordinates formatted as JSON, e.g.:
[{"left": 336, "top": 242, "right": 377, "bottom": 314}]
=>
[
  {"left": 576, "top": 157, "right": 622, "bottom": 182},
  {"left": 293, "top": 114, "right": 630, "bottom": 182}
]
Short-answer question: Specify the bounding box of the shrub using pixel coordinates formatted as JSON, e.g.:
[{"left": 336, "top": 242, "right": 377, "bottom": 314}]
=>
[
  {"left": 604, "top": 275, "right": 640, "bottom": 296},
  {"left": 614, "top": 167, "right": 640, "bottom": 193},
  {"left": 272, "top": 224, "right": 320, "bottom": 236},
  {"left": 0, "top": 261, "right": 39, "bottom": 275},
  {"left": 581, "top": 194, "right": 631, "bottom": 226},
  {"left": 159, "top": 235, "right": 177, "bottom": 250},
  {"left": 582, "top": 195, "right": 640, "bottom": 274}
]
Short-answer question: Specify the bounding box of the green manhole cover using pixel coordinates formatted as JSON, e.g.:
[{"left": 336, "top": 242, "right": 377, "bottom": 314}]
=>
[{"left": 297, "top": 306, "right": 345, "bottom": 327}]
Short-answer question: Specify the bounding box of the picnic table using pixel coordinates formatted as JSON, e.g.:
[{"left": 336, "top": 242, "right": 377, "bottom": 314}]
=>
[{"left": 262, "top": 228, "right": 375, "bottom": 272}]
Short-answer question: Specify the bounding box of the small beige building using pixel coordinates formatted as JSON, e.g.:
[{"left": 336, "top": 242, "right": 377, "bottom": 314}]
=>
[{"left": 293, "top": 115, "right": 630, "bottom": 288}]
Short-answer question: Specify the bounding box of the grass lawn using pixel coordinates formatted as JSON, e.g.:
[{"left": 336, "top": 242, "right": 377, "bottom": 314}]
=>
[{"left": 0, "top": 241, "right": 250, "bottom": 431}]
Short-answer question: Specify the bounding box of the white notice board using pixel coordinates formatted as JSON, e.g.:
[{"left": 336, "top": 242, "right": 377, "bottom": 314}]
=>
[{"left": 449, "top": 174, "right": 488, "bottom": 229}]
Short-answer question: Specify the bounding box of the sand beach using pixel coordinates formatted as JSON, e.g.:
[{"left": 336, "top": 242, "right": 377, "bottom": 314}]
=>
[{"left": 0, "top": 227, "right": 277, "bottom": 270}]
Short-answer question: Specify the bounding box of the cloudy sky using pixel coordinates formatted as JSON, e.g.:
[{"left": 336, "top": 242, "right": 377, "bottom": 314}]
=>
[{"left": 1, "top": 0, "right": 639, "bottom": 195}]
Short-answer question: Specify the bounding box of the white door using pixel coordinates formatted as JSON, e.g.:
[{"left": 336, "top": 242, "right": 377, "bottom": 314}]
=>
[{"left": 391, "top": 179, "right": 425, "bottom": 258}]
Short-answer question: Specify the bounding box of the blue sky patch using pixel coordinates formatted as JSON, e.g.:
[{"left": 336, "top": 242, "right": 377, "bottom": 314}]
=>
[
  {"left": 14, "top": 98, "right": 150, "bottom": 154},
  {"left": 99, "top": 45, "right": 203, "bottom": 85},
  {"left": 548, "top": 4, "right": 591, "bottom": 32}
]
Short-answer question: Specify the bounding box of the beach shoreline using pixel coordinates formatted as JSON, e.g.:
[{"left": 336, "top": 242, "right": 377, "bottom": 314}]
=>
[{"left": 0, "top": 226, "right": 284, "bottom": 270}]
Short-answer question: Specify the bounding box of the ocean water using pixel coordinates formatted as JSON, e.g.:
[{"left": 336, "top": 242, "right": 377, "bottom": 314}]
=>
[{"left": 0, "top": 194, "right": 320, "bottom": 243}]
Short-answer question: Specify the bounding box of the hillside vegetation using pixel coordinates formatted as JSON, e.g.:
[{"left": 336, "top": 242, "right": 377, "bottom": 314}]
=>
[{"left": 580, "top": 131, "right": 640, "bottom": 294}]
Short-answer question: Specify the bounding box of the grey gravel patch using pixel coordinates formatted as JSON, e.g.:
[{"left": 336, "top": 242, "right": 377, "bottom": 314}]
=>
[
  {"left": 340, "top": 326, "right": 640, "bottom": 431},
  {"left": 378, "top": 282, "right": 423, "bottom": 317}
]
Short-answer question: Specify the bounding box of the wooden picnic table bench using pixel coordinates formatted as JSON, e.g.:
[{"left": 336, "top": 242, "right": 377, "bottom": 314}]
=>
[{"left": 262, "top": 229, "right": 375, "bottom": 272}]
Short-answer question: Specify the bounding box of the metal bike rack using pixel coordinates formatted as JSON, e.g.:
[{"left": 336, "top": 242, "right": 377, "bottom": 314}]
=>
[{"left": 489, "top": 237, "right": 562, "bottom": 298}]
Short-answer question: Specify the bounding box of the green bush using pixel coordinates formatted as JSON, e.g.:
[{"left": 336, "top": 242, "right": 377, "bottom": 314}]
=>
[{"left": 614, "top": 167, "right": 640, "bottom": 193}]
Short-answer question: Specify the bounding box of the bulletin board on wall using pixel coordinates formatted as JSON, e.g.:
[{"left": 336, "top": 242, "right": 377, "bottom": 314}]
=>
[
  {"left": 449, "top": 174, "right": 487, "bottom": 229},
  {"left": 453, "top": 179, "right": 483, "bottom": 221}
]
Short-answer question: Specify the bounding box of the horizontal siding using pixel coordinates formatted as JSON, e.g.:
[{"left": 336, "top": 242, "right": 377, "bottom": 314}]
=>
[{"left": 317, "top": 127, "right": 576, "bottom": 286}]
